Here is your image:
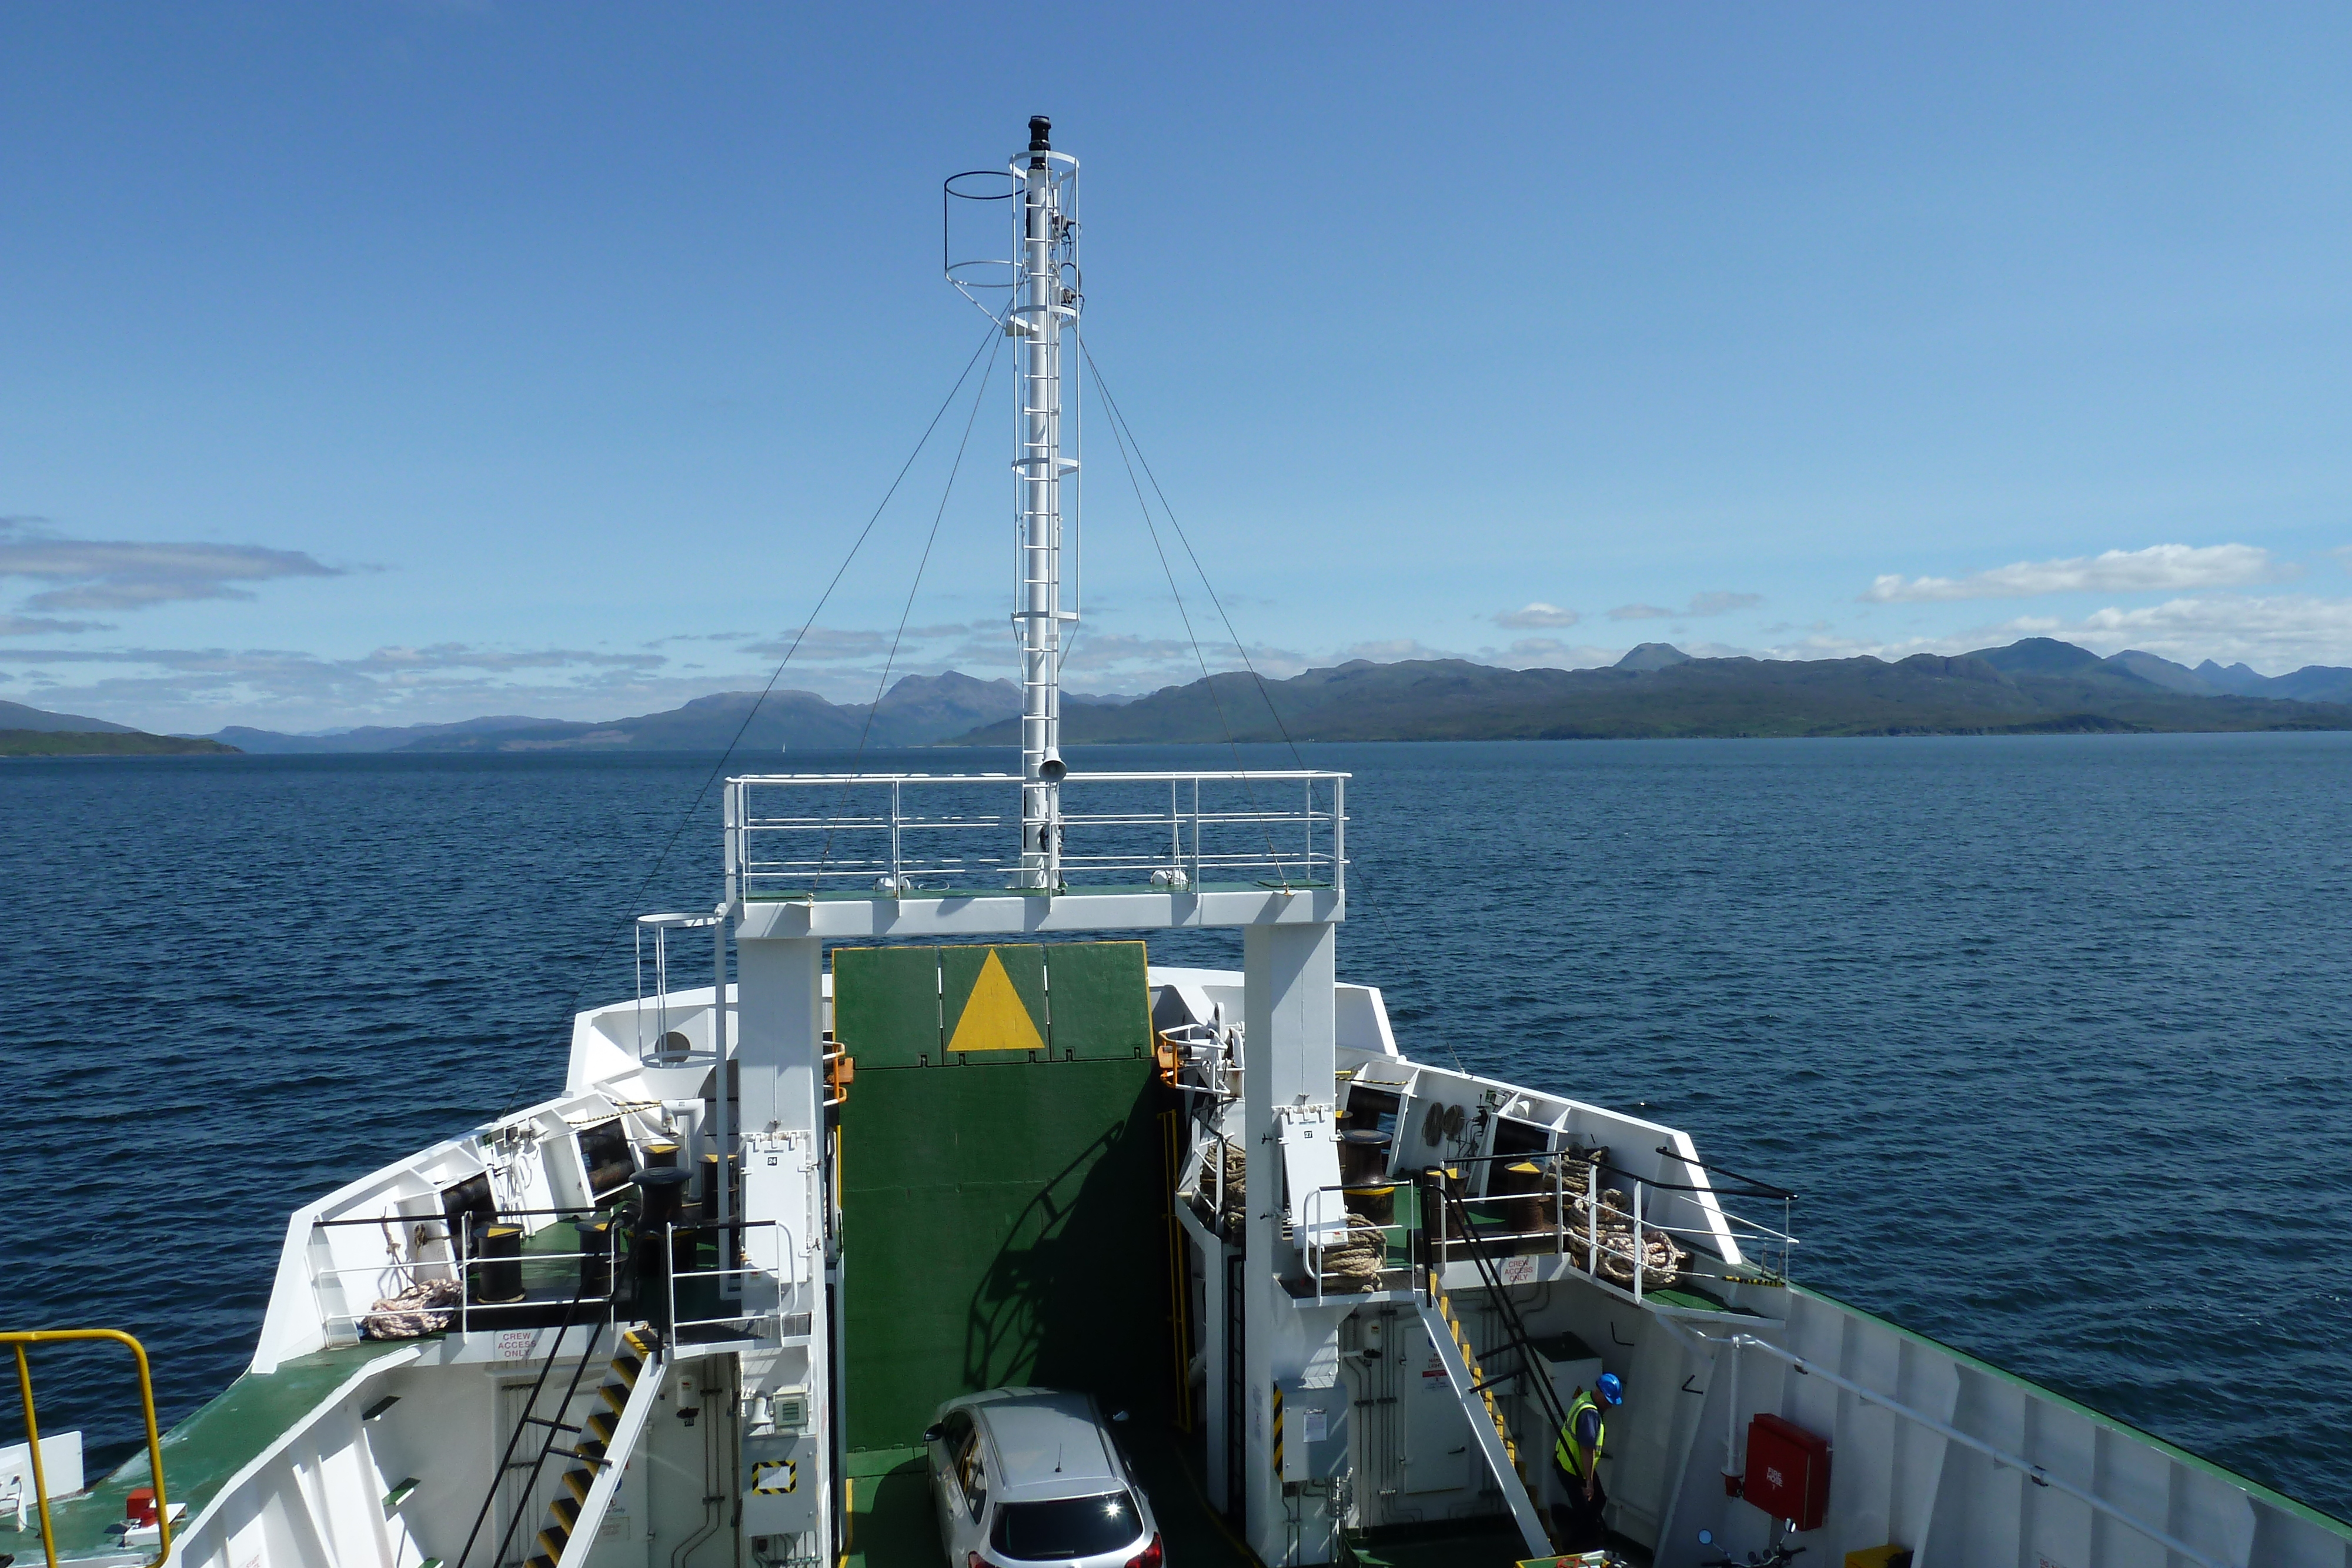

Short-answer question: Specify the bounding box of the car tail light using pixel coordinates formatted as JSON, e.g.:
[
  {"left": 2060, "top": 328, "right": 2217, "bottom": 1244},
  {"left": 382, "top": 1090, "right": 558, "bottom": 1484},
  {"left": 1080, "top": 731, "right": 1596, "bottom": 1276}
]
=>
[{"left": 1125, "top": 1533, "right": 1163, "bottom": 1568}]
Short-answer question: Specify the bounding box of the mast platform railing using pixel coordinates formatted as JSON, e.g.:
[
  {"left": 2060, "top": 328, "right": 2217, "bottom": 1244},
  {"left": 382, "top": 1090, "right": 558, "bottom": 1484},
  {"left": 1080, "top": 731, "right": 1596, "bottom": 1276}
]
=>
[{"left": 726, "top": 770, "right": 1347, "bottom": 899}]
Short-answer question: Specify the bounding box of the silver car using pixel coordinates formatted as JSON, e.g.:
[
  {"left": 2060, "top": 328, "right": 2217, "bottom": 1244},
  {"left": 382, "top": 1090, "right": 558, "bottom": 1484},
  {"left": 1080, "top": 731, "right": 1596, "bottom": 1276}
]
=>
[{"left": 923, "top": 1388, "right": 1163, "bottom": 1568}]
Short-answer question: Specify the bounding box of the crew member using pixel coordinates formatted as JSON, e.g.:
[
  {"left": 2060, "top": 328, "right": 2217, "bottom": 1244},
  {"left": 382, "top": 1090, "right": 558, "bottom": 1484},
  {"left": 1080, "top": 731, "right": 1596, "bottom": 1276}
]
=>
[{"left": 1552, "top": 1371, "right": 1622, "bottom": 1548}]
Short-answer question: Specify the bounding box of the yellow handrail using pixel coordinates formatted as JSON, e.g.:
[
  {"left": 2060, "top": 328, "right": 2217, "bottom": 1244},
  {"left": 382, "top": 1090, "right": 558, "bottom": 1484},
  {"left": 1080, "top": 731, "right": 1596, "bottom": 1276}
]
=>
[{"left": 3, "top": 1330, "right": 171, "bottom": 1568}]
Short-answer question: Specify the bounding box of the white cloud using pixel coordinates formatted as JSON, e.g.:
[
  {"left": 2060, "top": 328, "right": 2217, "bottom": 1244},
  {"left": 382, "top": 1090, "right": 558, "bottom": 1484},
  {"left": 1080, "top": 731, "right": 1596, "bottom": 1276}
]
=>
[
  {"left": 1489, "top": 638, "right": 1621, "bottom": 669},
  {"left": 737, "top": 626, "right": 901, "bottom": 661},
  {"left": 0, "top": 613, "right": 112, "bottom": 636},
  {"left": 356, "top": 644, "right": 664, "bottom": 673},
  {"left": 1338, "top": 638, "right": 1469, "bottom": 663},
  {"left": 1607, "top": 591, "right": 1760, "bottom": 621},
  {"left": 1977, "top": 594, "right": 2352, "bottom": 673},
  {"left": 1862, "top": 543, "right": 2283, "bottom": 603},
  {"left": 0, "top": 516, "right": 345, "bottom": 611},
  {"left": 0, "top": 640, "right": 700, "bottom": 733},
  {"left": 1494, "top": 601, "right": 1579, "bottom": 628}
]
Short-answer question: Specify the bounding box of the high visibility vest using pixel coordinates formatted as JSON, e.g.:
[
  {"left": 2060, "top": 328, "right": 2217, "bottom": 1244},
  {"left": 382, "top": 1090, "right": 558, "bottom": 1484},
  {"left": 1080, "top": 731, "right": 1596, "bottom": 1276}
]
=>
[{"left": 1555, "top": 1389, "right": 1605, "bottom": 1480}]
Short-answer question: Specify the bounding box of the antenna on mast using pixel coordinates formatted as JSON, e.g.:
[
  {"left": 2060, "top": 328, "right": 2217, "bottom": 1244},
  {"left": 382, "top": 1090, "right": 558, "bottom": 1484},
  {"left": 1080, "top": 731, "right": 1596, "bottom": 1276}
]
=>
[{"left": 947, "top": 115, "right": 1080, "bottom": 888}]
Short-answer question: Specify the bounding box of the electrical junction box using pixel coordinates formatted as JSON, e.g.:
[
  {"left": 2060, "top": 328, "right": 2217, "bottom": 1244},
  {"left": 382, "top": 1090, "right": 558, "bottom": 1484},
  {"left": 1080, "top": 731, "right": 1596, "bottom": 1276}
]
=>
[
  {"left": 1275, "top": 1382, "right": 1346, "bottom": 1484},
  {"left": 1743, "top": 1413, "right": 1830, "bottom": 1529},
  {"left": 742, "top": 1432, "right": 818, "bottom": 1535}
]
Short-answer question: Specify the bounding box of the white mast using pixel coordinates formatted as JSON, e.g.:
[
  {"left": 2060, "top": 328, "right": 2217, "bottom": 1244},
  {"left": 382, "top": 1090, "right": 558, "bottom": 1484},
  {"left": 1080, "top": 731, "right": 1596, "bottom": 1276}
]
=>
[{"left": 1011, "top": 114, "right": 1077, "bottom": 888}]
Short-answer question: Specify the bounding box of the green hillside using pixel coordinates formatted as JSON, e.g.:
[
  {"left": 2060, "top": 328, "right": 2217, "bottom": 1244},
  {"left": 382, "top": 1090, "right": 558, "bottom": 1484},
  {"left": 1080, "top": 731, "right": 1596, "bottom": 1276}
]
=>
[
  {"left": 0, "top": 729, "right": 241, "bottom": 757},
  {"left": 948, "top": 641, "right": 2352, "bottom": 743}
]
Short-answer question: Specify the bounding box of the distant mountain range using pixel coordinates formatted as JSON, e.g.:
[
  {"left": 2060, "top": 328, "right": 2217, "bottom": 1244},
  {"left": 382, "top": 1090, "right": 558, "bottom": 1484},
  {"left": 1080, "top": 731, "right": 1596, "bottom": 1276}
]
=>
[
  {"left": 951, "top": 639, "right": 2352, "bottom": 742},
  {"left": 1, "top": 697, "right": 237, "bottom": 756},
  {"left": 0, "top": 729, "right": 236, "bottom": 757},
  {"left": 198, "top": 672, "right": 1131, "bottom": 754},
  {"left": 0, "top": 698, "right": 139, "bottom": 734},
  {"left": 9, "top": 641, "right": 2351, "bottom": 755}
]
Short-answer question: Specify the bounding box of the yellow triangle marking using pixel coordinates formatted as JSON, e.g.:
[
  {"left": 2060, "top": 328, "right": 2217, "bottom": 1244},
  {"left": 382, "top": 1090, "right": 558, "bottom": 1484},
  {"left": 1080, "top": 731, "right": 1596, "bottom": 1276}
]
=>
[{"left": 947, "top": 950, "right": 1046, "bottom": 1054}]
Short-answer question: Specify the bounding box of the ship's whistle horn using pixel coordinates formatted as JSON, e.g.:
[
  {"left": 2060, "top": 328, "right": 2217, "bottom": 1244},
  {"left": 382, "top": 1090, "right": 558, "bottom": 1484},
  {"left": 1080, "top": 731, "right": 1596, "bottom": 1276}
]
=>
[{"left": 1038, "top": 748, "right": 1067, "bottom": 783}]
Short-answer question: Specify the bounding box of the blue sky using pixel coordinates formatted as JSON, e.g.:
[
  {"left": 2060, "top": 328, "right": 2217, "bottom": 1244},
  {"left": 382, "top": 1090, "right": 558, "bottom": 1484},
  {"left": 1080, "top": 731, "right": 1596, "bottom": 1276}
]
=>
[{"left": 5, "top": 4, "right": 2350, "bottom": 731}]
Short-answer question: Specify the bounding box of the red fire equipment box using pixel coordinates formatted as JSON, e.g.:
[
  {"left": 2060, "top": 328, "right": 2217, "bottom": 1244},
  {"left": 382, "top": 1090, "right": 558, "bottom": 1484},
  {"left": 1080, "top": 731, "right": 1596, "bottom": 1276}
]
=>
[{"left": 1743, "top": 1413, "right": 1831, "bottom": 1529}]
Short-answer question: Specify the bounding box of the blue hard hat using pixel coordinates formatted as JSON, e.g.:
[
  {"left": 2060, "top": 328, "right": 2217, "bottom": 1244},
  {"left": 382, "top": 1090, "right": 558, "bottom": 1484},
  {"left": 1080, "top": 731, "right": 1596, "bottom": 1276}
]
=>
[{"left": 1596, "top": 1372, "right": 1623, "bottom": 1405}]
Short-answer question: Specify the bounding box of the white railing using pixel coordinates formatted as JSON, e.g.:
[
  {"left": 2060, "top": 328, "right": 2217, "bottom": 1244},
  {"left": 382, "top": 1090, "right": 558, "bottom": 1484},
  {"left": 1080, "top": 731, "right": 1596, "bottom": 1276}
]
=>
[
  {"left": 308, "top": 1210, "right": 623, "bottom": 1339},
  {"left": 1282, "top": 1159, "right": 1799, "bottom": 1307},
  {"left": 725, "top": 770, "right": 1347, "bottom": 898},
  {"left": 664, "top": 1218, "right": 803, "bottom": 1342},
  {"left": 1299, "top": 1184, "right": 1414, "bottom": 1305},
  {"left": 1429, "top": 1164, "right": 1798, "bottom": 1306}
]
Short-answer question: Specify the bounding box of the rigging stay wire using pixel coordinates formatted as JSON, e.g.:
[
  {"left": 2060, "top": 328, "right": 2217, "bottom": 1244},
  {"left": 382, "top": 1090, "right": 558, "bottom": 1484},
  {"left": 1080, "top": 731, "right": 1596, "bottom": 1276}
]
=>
[
  {"left": 1086, "top": 339, "right": 1290, "bottom": 886},
  {"left": 493, "top": 317, "right": 1004, "bottom": 1118},
  {"left": 817, "top": 323, "right": 1006, "bottom": 874},
  {"left": 1083, "top": 342, "right": 1309, "bottom": 774}
]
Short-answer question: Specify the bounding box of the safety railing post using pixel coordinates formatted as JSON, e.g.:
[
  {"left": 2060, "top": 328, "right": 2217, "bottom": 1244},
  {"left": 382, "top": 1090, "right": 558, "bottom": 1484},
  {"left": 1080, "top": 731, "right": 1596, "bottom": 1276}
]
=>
[
  {"left": 1191, "top": 777, "right": 1201, "bottom": 890},
  {"left": 890, "top": 781, "right": 902, "bottom": 894},
  {"left": 459, "top": 1222, "right": 470, "bottom": 1335},
  {"left": 6, "top": 1330, "right": 171, "bottom": 1568},
  {"left": 11, "top": 1343, "right": 56, "bottom": 1568},
  {"left": 1426, "top": 1169, "right": 1449, "bottom": 1299},
  {"left": 1334, "top": 776, "right": 1345, "bottom": 895},
  {"left": 1205, "top": 1135, "right": 1218, "bottom": 1237},
  {"left": 1308, "top": 1189, "right": 1325, "bottom": 1305},
  {"left": 723, "top": 782, "right": 740, "bottom": 909},
  {"left": 1553, "top": 1155, "right": 1565, "bottom": 1259},
  {"left": 1632, "top": 1179, "right": 1645, "bottom": 1302},
  {"left": 1585, "top": 1172, "right": 1600, "bottom": 1284},
  {"left": 664, "top": 1223, "right": 677, "bottom": 1338}
]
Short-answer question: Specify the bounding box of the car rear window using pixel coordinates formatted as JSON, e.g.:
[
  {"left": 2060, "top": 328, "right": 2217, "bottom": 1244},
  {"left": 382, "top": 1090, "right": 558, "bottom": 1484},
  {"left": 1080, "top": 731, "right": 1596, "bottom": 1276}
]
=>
[{"left": 989, "top": 1492, "right": 1141, "bottom": 1560}]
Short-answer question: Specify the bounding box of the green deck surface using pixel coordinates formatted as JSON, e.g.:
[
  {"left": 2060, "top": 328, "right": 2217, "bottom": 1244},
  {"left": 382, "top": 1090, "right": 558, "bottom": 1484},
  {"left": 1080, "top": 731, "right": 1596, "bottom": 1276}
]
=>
[
  {"left": 1638, "top": 1283, "right": 1758, "bottom": 1315},
  {"left": 1341, "top": 1519, "right": 1534, "bottom": 1568},
  {"left": 34, "top": 1341, "right": 405, "bottom": 1559}
]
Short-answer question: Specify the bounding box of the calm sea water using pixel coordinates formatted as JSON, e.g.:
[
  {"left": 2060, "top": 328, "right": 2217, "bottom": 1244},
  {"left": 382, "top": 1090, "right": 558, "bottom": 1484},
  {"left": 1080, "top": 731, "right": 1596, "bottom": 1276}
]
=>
[{"left": 6, "top": 735, "right": 2349, "bottom": 1516}]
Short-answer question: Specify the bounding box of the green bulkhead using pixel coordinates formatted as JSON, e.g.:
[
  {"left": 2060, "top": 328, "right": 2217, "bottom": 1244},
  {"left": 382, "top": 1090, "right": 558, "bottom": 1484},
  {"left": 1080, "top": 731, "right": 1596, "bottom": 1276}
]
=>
[{"left": 831, "top": 941, "right": 1172, "bottom": 1455}]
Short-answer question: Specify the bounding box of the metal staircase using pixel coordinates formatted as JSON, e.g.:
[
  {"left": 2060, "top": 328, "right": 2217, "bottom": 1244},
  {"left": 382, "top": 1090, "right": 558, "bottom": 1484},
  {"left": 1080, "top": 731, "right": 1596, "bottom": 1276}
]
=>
[
  {"left": 1415, "top": 1293, "right": 1550, "bottom": 1559},
  {"left": 455, "top": 1321, "right": 666, "bottom": 1568},
  {"left": 1411, "top": 1171, "right": 1570, "bottom": 1560},
  {"left": 533, "top": 1326, "right": 665, "bottom": 1568},
  {"left": 1433, "top": 1176, "right": 1572, "bottom": 1445}
]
